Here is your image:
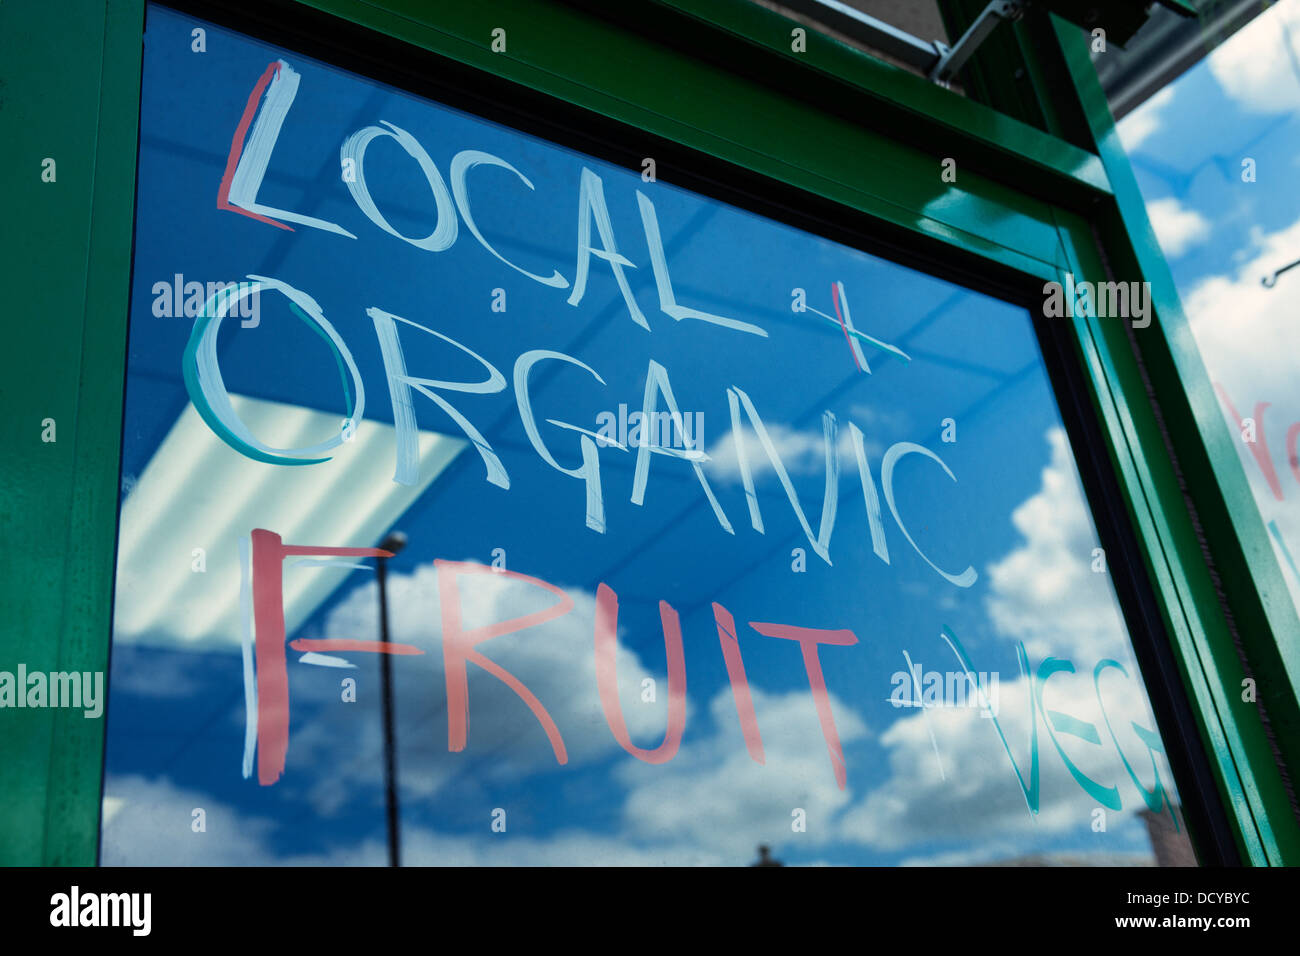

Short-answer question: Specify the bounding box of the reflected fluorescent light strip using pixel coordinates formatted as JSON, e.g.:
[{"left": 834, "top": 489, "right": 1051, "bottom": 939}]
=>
[
  {"left": 298, "top": 651, "right": 356, "bottom": 668},
  {"left": 114, "top": 394, "right": 464, "bottom": 650}
]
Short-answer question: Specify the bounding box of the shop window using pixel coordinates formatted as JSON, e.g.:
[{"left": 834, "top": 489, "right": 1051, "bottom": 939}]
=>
[{"left": 102, "top": 3, "right": 1193, "bottom": 866}]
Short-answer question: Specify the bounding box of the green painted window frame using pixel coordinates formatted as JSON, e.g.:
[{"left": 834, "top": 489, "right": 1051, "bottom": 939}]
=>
[{"left": 3, "top": 0, "right": 1296, "bottom": 866}]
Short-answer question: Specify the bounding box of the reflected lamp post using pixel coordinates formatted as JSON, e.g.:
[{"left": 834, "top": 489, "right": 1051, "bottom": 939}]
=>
[{"left": 377, "top": 531, "right": 407, "bottom": 867}]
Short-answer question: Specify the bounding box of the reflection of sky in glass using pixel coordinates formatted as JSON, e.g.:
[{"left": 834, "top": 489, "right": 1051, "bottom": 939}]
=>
[
  {"left": 102, "top": 3, "right": 1188, "bottom": 866},
  {"left": 1118, "top": 0, "right": 1300, "bottom": 612}
]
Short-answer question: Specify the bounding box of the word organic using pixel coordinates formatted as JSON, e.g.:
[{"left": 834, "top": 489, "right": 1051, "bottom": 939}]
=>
[{"left": 189, "top": 58, "right": 975, "bottom": 584}]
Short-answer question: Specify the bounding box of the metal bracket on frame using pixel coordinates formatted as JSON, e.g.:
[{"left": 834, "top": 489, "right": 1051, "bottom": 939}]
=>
[
  {"left": 778, "top": 0, "right": 1028, "bottom": 87},
  {"left": 929, "top": 0, "right": 1028, "bottom": 86}
]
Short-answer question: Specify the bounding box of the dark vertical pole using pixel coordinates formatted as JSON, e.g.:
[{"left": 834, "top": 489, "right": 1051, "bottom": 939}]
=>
[{"left": 377, "top": 554, "right": 401, "bottom": 867}]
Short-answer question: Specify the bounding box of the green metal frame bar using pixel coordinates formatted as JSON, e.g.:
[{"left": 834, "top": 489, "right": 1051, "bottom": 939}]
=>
[
  {"left": 1050, "top": 12, "right": 1300, "bottom": 865},
  {"left": 936, "top": 0, "right": 1300, "bottom": 863},
  {"left": 3, "top": 0, "right": 1295, "bottom": 864},
  {"left": 0, "top": 0, "right": 144, "bottom": 865}
]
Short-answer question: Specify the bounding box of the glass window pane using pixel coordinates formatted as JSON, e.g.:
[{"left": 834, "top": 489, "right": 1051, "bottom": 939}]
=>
[
  {"left": 102, "top": 3, "right": 1194, "bottom": 866},
  {"left": 1117, "top": 0, "right": 1300, "bottom": 615}
]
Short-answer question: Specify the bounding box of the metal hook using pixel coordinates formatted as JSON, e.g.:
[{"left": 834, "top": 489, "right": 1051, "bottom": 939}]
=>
[{"left": 1262, "top": 256, "right": 1300, "bottom": 288}]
